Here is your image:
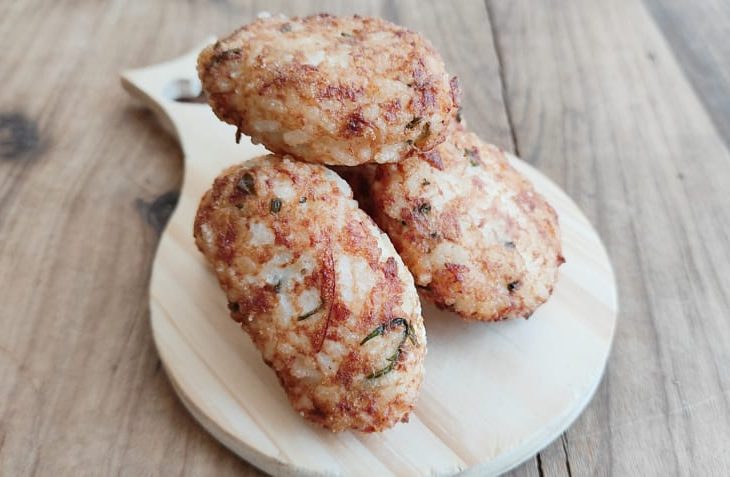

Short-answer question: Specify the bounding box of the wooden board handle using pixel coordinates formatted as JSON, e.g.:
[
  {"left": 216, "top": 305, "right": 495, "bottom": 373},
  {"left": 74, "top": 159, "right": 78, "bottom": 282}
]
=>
[{"left": 120, "top": 38, "right": 217, "bottom": 146}]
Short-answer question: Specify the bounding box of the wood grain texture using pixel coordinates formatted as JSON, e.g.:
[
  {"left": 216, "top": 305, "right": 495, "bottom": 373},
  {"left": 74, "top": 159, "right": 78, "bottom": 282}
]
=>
[
  {"left": 1, "top": 0, "right": 728, "bottom": 475},
  {"left": 487, "top": 0, "right": 730, "bottom": 475},
  {"left": 644, "top": 0, "right": 730, "bottom": 149},
  {"left": 0, "top": 1, "right": 516, "bottom": 475}
]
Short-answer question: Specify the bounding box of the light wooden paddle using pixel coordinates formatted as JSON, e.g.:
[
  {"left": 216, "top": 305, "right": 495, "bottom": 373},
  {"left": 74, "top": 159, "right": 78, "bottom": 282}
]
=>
[{"left": 121, "top": 41, "right": 617, "bottom": 477}]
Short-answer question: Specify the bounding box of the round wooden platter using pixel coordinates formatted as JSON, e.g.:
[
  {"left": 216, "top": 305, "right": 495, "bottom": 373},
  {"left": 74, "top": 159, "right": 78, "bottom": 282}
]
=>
[{"left": 122, "top": 42, "right": 618, "bottom": 477}]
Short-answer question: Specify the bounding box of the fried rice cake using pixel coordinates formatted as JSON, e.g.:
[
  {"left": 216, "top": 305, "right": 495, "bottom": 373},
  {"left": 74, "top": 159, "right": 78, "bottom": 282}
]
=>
[
  {"left": 194, "top": 154, "right": 426, "bottom": 432},
  {"left": 356, "top": 128, "right": 564, "bottom": 322},
  {"left": 198, "top": 14, "right": 460, "bottom": 166}
]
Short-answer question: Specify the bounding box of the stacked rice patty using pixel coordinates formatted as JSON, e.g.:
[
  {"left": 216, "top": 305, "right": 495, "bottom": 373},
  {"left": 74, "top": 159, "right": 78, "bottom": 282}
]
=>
[
  {"left": 195, "top": 13, "right": 562, "bottom": 432},
  {"left": 199, "top": 13, "right": 460, "bottom": 166}
]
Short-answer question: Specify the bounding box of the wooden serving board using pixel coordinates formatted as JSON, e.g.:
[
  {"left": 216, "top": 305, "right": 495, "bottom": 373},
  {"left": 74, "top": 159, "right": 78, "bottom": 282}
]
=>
[{"left": 122, "top": 42, "right": 618, "bottom": 477}]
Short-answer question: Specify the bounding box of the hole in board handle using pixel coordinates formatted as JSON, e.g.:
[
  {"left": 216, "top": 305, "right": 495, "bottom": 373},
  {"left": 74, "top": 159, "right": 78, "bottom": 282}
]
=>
[{"left": 163, "top": 78, "right": 208, "bottom": 103}]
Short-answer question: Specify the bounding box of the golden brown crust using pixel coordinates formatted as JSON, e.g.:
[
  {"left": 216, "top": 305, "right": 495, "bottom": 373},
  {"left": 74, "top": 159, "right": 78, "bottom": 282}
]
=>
[
  {"left": 347, "top": 129, "right": 564, "bottom": 321},
  {"left": 198, "top": 14, "right": 460, "bottom": 166},
  {"left": 194, "top": 155, "right": 426, "bottom": 431}
]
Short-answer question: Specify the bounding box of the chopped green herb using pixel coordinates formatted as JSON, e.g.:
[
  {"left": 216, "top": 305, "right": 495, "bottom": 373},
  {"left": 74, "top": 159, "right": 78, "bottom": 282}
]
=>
[
  {"left": 430, "top": 231, "right": 439, "bottom": 239},
  {"left": 299, "top": 197, "right": 307, "bottom": 204},
  {"left": 415, "top": 122, "right": 431, "bottom": 145},
  {"left": 270, "top": 198, "right": 282, "bottom": 213},
  {"left": 360, "top": 323, "right": 386, "bottom": 345},
  {"left": 402, "top": 319, "right": 417, "bottom": 345},
  {"left": 507, "top": 280, "right": 521, "bottom": 293},
  {"left": 405, "top": 139, "right": 414, "bottom": 146},
  {"left": 340, "top": 31, "right": 352, "bottom": 37},
  {"left": 417, "top": 203, "right": 431, "bottom": 214},
  {"left": 405, "top": 116, "right": 422, "bottom": 130},
  {"left": 422, "top": 179, "right": 431, "bottom": 186},
  {"left": 272, "top": 280, "right": 282, "bottom": 293},
  {"left": 360, "top": 318, "right": 416, "bottom": 379},
  {"left": 456, "top": 107, "right": 463, "bottom": 123},
  {"left": 237, "top": 173, "right": 255, "bottom": 195},
  {"left": 504, "top": 241, "right": 516, "bottom": 249},
  {"left": 367, "top": 352, "right": 400, "bottom": 379},
  {"left": 298, "top": 303, "right": 322, "bottom": 321},
  {"left": 212, "top": 48, "right": 241, "bottom": 64},
  {"left": 465, "top": 147, "right": 480, "bottom": 166}
]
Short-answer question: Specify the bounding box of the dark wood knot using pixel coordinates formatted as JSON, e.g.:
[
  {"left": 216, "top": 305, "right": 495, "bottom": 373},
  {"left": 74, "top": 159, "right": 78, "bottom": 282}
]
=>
[{"left": 0, "top": 112, "right": 40, "bottom": 160}]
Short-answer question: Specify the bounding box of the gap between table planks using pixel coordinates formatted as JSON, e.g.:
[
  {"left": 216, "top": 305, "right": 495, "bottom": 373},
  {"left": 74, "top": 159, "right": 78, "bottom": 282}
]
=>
[{"left": 488, "top": 0, "right": 730, "bottom": 475}]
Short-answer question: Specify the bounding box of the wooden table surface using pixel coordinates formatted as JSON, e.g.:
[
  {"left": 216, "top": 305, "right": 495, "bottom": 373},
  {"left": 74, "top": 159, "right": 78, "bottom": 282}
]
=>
[{"left": 2, "top": 1, "right": 729, "bottom": 475}]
